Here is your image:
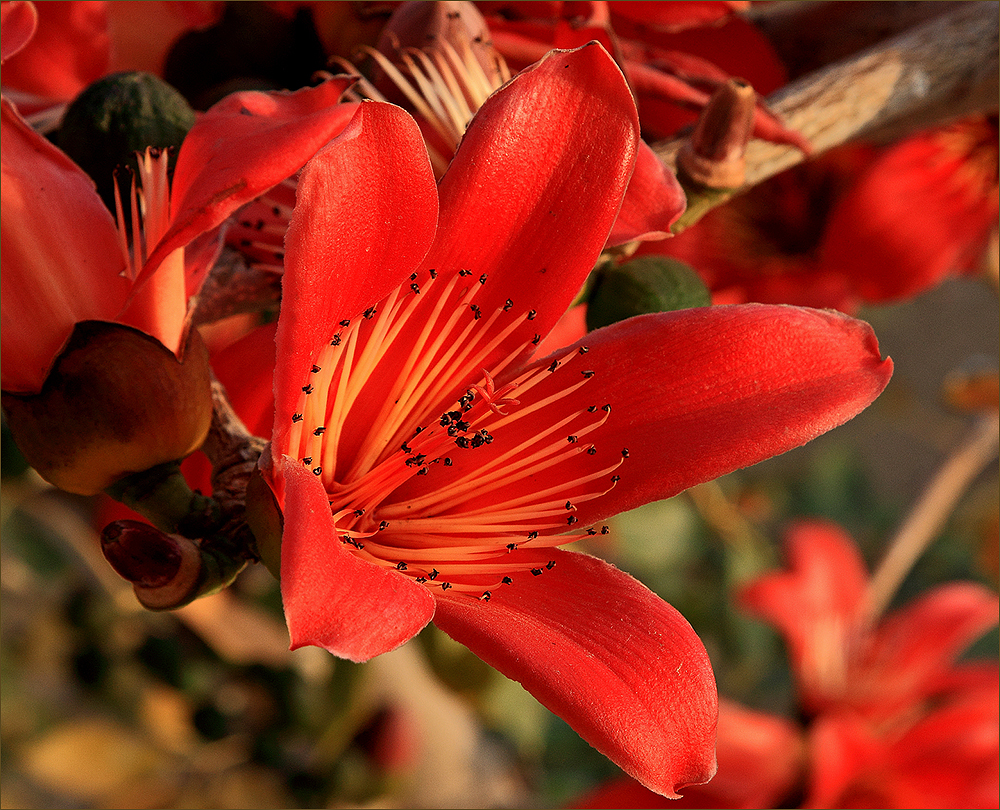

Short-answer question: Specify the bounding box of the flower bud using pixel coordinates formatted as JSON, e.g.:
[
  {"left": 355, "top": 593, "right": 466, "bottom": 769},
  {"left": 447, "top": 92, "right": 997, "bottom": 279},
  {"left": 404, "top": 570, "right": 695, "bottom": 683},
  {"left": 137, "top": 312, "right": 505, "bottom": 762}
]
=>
[
  {"left": 587, "top": 256, "right": 712, "bottom": 331},
  {"left": 54, "top": 71, "right": 196, "bottom": 216},
  {"left": 678, "top": 78, "right": 757, "bottom": 189},
  {"left": 101, "top": 519, "right": 247, "bottom": 610},
  {"left": 2, "top": 321, "right": 213, "bottom": 495}
]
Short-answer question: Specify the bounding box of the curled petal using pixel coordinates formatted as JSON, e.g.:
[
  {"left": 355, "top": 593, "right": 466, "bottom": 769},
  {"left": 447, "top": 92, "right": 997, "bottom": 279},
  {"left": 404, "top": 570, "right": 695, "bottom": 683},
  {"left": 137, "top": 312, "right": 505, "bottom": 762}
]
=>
[
  {"left": 140, "top": 78, "right": 360, "bottom": 290},
  {"left": 607, "top": 140, "right": 686, "bottom": 246}
]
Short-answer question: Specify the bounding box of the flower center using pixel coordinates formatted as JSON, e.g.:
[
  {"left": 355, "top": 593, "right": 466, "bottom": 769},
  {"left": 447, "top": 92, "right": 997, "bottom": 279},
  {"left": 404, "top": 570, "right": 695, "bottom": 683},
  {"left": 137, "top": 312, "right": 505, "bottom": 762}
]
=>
[{"left": 285, "top": 269, "right": 624, "bottom": 599}]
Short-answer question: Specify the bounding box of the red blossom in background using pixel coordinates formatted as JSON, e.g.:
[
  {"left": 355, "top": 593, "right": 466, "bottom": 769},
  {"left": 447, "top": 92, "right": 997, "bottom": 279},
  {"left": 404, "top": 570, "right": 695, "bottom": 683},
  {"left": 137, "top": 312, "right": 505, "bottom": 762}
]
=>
[
  {"left": 569, "top": 520, "right": 998, "bottom": 809},
  {"left": 477, "top": 0, "right": 807, "bottom": 148},
  {"left": 255, "top": 42, "right": 891, "bottom": 797},
  {"left": 642, "top": 116, "right": 999, "bottom": 312}
]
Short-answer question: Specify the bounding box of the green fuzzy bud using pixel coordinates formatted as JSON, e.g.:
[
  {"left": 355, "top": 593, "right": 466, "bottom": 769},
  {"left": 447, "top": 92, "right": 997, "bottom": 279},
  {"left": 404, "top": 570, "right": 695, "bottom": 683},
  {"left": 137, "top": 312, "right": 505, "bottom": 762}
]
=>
[
  {"left": 586, "top": 256, "right": 712, "bottom": 331},
  {"left": 54, "top": 71, "right": 196, "bottom": 214}
]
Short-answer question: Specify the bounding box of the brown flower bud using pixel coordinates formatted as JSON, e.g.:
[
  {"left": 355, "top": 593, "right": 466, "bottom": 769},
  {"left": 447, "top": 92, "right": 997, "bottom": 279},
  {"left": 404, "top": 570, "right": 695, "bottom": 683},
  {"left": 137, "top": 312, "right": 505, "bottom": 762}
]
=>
[
  {"left": 2, "top": 322, "right": 212, "bottom": 495},
  {"left": 678, "top": 79, "right": 757, "bottom": 189}
]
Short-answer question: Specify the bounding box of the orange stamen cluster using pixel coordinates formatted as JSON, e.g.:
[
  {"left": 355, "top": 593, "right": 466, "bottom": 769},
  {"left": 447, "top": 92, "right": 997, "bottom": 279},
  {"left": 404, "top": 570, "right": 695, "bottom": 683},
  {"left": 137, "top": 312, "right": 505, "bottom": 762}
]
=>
[{"left": 286, "top": 269, "right": 624, "bottom": 599}]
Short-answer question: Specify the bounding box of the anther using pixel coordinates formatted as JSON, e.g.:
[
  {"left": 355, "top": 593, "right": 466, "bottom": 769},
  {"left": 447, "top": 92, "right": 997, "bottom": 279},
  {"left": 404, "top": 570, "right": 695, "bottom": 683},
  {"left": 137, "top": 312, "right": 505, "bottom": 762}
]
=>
[
  {"left": 531, "top": 568, "right": 543, "bottom": 576},
  {"left": 339, "top": 319, "right": 350, "bottom": 327},
  {"left": 527, "top": 531, "right": 539, "bottom": 539},
  {"left": 364, "top": 306, "right": 377, "bottom": 318},
  {"left": 621, "top": 448, "right": 629, "bottom": 458},
  {"left": 303, "top": 457, "right": 312, "bottom": 465},
  {"left": 582, "top": 370, "right": 595, "bottom": 378},
  {"left": 602, "top": 404, "right": 612, "bottom": 412},
  {"left": 578, "top": 346, "right": 589, "bottom": 354},
  {"left": 587, "top": 446, "right": 597, "bottom": 455},
  {"left": 429, "top": 268, "right": 438, "bottom": 279},
  {"left": 611, "top": 474, "right": 621, "bottom": 483},
  {"left": 441, "top": 582, "right": 453, "bottom": 591},
  {"left": 480, "top": 591, "right": 491, "bottom": 601},
  {"left": 506, "top": 543, "right": 517, "bottom": 552},
  {"left": 311, "top": 365, "right": 322, "bottom": 373},
  {"left": 587, "top": 405, "right": 598, "bottom": 413},
  {"left": 527, "top": 310, "right": 537, "bottom": 320},
  {"left": 565, "top": 500, "right": 575, "bottom": 510},
  {"left": 459, "top": 269, "right": 472, "bottom": 276},
  {"left": 567, "top": 435, "right": 578, "bottom": 443},
  {"left": 501, "top": 576, "right": 513, "bottom": 584},
  {"left": 503, "top": 298, "right": 514, "bottom": 311},
  {"left": 379, "top": 521, "right": 389, "bottom": 530},
  {"left": 428, "top": 569, "right": 439, "bottom": 580},
  {"left": 531, "top": 334, "right": 541, "bottom": 345},
  {"left": 479, "top": 273, "right": 488, "bottom": 285},
  {"left": 396, "top": 561, "right": 408, "bottom": 571},
  {"left": 312, "top": 466, "right": 323, "bottom": 476},
  {"left": 410, "top": 283, "right": 420, "bottom": 294},
  {"left": 546, "top": 560, "right": 556, "bottom": 570},
  {"left": 354, "top": 508, "right": 365, "bottom": 517},
  {"left": 302, "top": 384, "right": 314, "bottom": 394},
  {"left": 314, "top": 427, "right": 326, "bottom": 436},
  {"left": 567, "top": 515, "right": 578, "bottom": 525},
  {"left": 331, "top": 335, "right": 342, "bottom": 346},
  {"left": 548, "top": 360, "right": 559, "bottom": 372},
  {"left": 292, "top": 413, "right": 303, "bottom": 423}
]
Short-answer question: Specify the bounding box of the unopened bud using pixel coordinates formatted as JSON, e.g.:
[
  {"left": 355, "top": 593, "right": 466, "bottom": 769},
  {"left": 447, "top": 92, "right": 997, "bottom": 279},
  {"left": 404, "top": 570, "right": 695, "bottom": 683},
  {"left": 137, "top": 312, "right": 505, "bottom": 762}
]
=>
[
  {"left": 678, "top": 79, "right": 757, "bottom": 189},
  {"left": 55, "top": 72, "right": 196, "bottom": 216},
  {"left": 102, "top": 520, "right": 202, "bottom": 607},
  {"left": 587, "top": 256, "right": 711, "bottom": 331}
]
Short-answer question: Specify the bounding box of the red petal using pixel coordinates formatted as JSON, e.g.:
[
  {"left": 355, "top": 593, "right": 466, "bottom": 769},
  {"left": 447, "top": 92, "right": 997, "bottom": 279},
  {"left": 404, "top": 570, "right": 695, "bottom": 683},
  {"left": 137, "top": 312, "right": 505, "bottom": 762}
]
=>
[
  {"left": 1, "top": 0, "right": 37, "bottom": 62},
  {"left": 737, "top": 520, "right": 869, "bottom": 694},
  {"left": 139, "top": 78, "right": 358, "bottom": 289},
  {"left": 0, "top": 97, "right": 129, "bottom": 392},
  {"left": 0, "top": 0, "right": 109, "bottom": 101},
  {"left": 273, "top": 100, "right": 438, "bottom": 452},
  {"left": 858, "top": 582, "right": 1000, "bottom": 715},
  {"left": 820, "top": 120, "right": 999, "bottom": 302},
  {"left": 425, "top": 43, "right": 638, "bottom": 361},
  {"left": 273, "top": 454, "right": 435, "bottom": 662},
  {"left": 607, "top": 140, "right": 686, "bottom": 246},
  {"left": 511, "top": 304, "right": 891, "bottom": 527},
  {"left": 434, "top": 547, "right": 718, "bottom": 798}
]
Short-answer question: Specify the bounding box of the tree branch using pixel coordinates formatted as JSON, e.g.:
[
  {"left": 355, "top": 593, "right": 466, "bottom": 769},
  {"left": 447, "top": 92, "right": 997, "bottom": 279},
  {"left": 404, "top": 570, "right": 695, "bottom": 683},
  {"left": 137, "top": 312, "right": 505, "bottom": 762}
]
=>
[{"left": 659, "top": 1, "right": 999, "bottom": 231}]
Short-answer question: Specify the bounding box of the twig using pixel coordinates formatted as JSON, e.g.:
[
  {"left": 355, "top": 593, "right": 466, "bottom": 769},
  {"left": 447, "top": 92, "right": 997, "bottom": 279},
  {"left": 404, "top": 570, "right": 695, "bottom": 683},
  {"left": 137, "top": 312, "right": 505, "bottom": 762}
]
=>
[
  {"left": 858, "top": 411, "right": 1000, "bottom": 630},
  {"left": 660, "top": 1, "right": 999, "bottom": 231}
]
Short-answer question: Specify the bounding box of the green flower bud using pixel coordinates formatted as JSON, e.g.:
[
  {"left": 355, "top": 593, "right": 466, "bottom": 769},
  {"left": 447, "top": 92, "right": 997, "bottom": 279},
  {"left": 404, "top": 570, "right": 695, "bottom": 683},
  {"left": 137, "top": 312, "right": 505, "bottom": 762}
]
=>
[{"left": 586, "top": 256, "right": 712, "bottom": 331}]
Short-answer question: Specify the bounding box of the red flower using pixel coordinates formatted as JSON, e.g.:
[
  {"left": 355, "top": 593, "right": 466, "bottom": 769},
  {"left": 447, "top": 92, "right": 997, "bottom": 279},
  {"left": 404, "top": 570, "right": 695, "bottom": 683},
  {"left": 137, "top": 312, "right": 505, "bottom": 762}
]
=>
[
  {"left": 739, "top": 520, "right": 1000, "bottom": 720},
  {"left": 644, "top": 116, "right": 999, "bottom": 311},
  {"left": 0, "top": 76, "right": 354, "bottom": 393},
  {"left": 805, "top": 676, "right": 1000, "bottom": 809},
  {"left": 478, "top": 0, "right": 807, "bottom": 147},
  {"left": 1, "top": 69, "right": 355, "bottom": 492},
  {"left": 255, "top": 43, "right": 891, "bottom": 796}
]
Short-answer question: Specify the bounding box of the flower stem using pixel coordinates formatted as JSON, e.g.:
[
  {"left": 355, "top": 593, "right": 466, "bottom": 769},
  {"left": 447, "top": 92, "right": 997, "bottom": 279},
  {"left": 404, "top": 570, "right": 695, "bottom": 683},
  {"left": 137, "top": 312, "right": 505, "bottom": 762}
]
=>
[{"left": 858, "top": 411, "right": 999, "bottom": 630}]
